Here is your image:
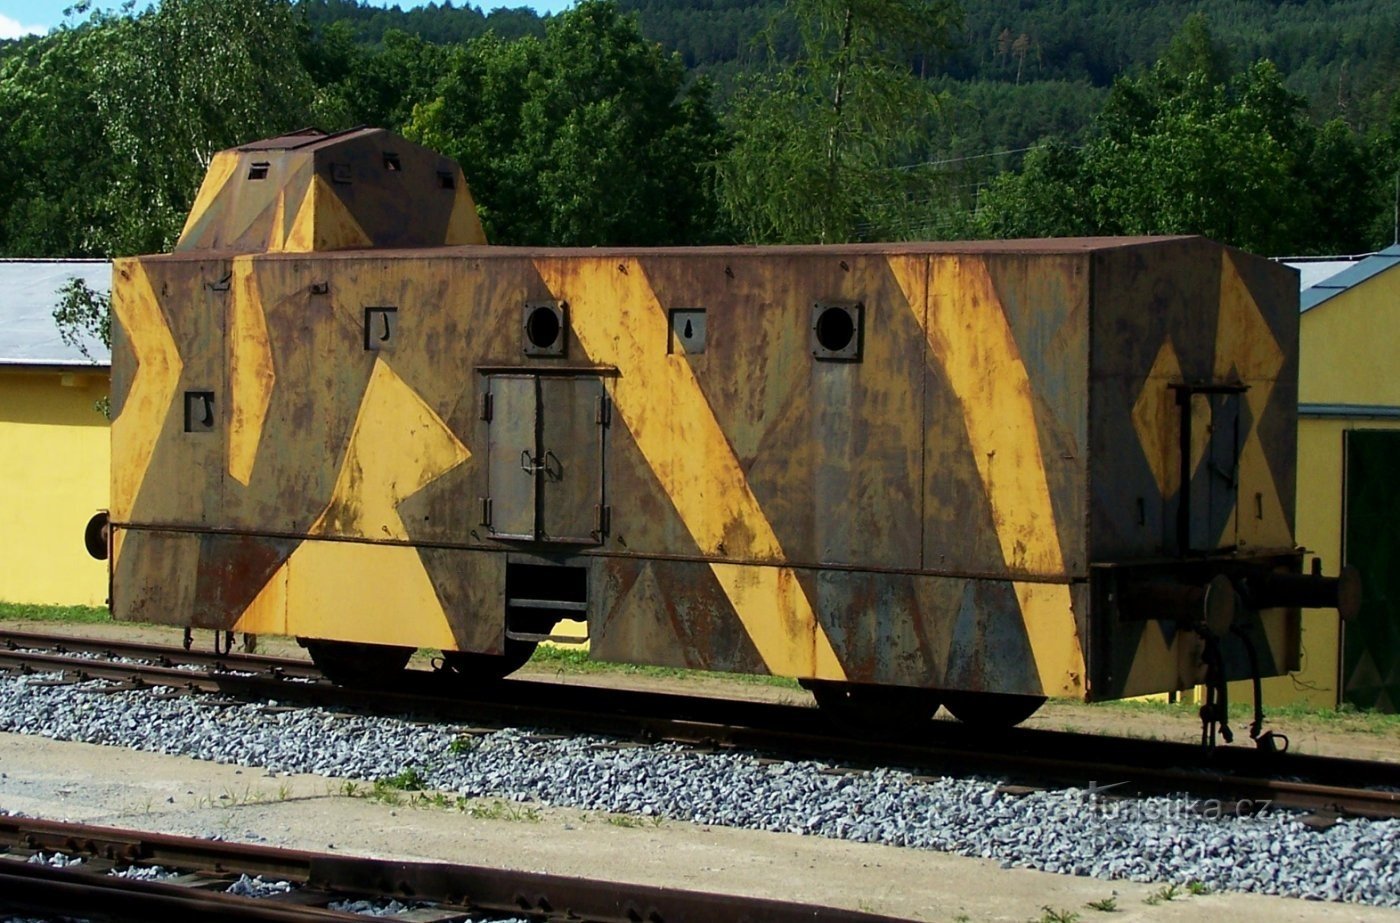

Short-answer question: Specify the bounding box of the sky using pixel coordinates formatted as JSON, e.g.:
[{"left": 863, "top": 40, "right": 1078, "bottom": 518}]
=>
[{"left": 0, "top": 1, "right": 576, "bottom": 40}]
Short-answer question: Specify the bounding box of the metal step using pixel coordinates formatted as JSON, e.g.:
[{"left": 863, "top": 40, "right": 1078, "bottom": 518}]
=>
[
  {"left": 506, "top": 630, "right": 588, "bottom": 645},
  {"left": 507, "top": 598, "right": 587, "bottom": 612}
]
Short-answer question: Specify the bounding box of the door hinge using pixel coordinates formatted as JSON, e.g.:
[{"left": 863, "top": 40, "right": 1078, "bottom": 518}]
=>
[
  {"left": 481, "top": 392, "right": 493, "bottom": 422},
  {"left": 595, "top": 394, "right": 611, "bottom": 426},
  {"left": 593, "top": 504, "right": 611, "bottom": 538},
  {"left": 480, "top": 496, "right": 493, "bottom": 528}
]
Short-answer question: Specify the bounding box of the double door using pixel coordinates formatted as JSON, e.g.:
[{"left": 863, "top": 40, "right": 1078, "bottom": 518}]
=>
[{"left": 484, "top": 374, "right": 607, "bottom": 544}]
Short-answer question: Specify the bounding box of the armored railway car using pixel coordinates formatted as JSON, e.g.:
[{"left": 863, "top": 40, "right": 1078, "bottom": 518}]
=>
[{"left": 94, "top": 128, "right": 1355, "bottom": 730}]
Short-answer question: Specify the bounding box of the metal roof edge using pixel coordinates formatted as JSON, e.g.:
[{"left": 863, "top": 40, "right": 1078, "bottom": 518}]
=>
[
  {"left": 1299, "top": 403, "right": 1400, "bottom": 419},
  {"left": 0, "top": 258, "right": 112, "bottom": 265},
  {"left": 1300, "top": 245, "right": 1400, "bottom": 314},
  {"left": 0, "top": 360, "right": 110, "bottom": 372}
]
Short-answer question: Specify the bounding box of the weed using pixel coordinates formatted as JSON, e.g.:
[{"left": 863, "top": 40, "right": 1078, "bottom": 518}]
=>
[
  {"left": 194, "top": 785, "right": 271, "bottom": 810},
  {"left": 610, "top": 813, "right": 666, "bottom": 828},
  {"left": 367, "top": 781, "right": 404, "bottom": 806},
  {"left": 462, "top": 800, "right": 541, "bottom": 823},
  {"left": 1039, "top": 907, "right": 1080, "bottom": 923},
  {"left": 381, "top": 766, "right": 429, "bottom": 791},
  {"left": 1084, "top": 895, "right": 1118, "bottom": 912},
  {"left": 448, "top": 736, "right": 478, "bottom": 755},
  {"left": 410, "top": 791, "right": 453, "bottom": 810},
  {"left": 1143, "top": 884, "right": 1180, "bottom": 905},
  {"left": 338, "top": 781, "right": 362, "bottom": 798},
  {"left": 1185, "top": 880, "right": 1211, "bottom": 896}
]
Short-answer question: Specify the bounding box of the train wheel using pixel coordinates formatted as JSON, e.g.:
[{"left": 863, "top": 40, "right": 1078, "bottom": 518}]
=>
[
  {"left": 940, "top": 691, "right": 1045, "bottom": 728},
  {"left": 301, "top": 639, "right": 413, "bottom": 687},
  {"left": 803, "top": 680, "right": 941, "bottom": 730},
  {"left": 441, "top": 639, "right": 537, "bottom": 685}
]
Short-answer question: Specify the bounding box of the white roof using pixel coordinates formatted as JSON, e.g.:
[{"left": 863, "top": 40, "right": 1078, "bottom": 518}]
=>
[
  {"left": 1296, "top": 245, "right": 1400, "bottom": 313},
  {"left": 1288, "top": 259, "right": 1362, "bottom": 291},
  {"left": 0, "top": 259, "right": 112, "bottom": 366}
]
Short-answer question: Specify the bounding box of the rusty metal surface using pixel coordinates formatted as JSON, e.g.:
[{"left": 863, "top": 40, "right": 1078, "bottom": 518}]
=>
[
  {"left": 0, "top": 815, "right": 914, "bottom": 923},
  {"left": 174, "top": 128, "right": 482, "bottom": 254},
  {"left": 106, "top": 129, "right": 1318, "bottom": 704},
  {"left": 1085, "top": 240, "right": 1303, "bottom": 699},
  {"left": 144, "top": 235, "right": 1199, "bottom": 263}
]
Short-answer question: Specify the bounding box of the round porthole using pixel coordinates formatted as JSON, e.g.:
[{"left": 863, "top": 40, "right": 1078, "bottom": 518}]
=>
[
  {"left": 523, "top": 301, "right": 567, "bottom": 356},
  {"left": 526, "top": 305, "right": 561, "bottom": 349},
  {"left": 811, "top": 301, "right": 862, "bottom": 360},
  {"left": 814, "top": 306, "right": 856, "bottom": 353}
]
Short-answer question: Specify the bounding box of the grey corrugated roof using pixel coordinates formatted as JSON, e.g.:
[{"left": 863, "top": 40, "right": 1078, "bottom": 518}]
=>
[
  {"left": 0, "top": 259, "right": 112, "bottom": 366},
  {"left": 1299, "top": 245, "right": 1400, "bottom": 313}
]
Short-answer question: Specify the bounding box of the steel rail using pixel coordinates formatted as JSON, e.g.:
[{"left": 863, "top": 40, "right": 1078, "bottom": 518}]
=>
[
  {"left": 0, "top": 815, "right": 904, "bottom": 923},
  {"left": 2, "top": 628, "right": 1398, "bottom": 823}
]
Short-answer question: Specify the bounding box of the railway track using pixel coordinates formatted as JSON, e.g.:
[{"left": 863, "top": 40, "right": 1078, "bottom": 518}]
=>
[
  {"left": 2, "top": 628, "right": 1398, "bottom": 824},
  {"left": 0, "top": 814, "right": 901, "bottom": 922}
]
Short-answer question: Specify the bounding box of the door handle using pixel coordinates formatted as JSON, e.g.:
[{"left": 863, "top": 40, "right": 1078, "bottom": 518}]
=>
[
  {"left": 543, "top": 450, "right": 563, "bottom": 481},
  {"left": 520, "top": 450, "right": 545, "bottom": 474}
]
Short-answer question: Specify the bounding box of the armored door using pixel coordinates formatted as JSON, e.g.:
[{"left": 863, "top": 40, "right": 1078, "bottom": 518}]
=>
[
  {"left": 1183, "top": 387, "right": 1242, "bottom": 552},
  {"left": 484, "top": 374, "right": 607, "bottom": 544}
]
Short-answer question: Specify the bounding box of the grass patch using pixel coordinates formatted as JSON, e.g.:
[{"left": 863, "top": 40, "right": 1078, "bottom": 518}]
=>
[
  {"left": 0, "top": 601, "right": 111, "bottom": 624},
  {"left": 463, "top": 799, "right": 542, "bottom": 823},
  {"left": 1084, "top": 895, "right": 1118, "bottom": 912},
  {"left": 605, "top": 812, "right": 663, "bottom": 829},
  {"left": 379, "top": 766, "right": 430, "bottom": 791},
  {"left": 340, "top": 774, "right": 541, "bottom": 821},
  {"left": 1087, "top": 696, "right": 1400, "bottom": 735},
  {"left": 525, "top": 644, "right": 800, "bottom": 689},
  {"left": 1143, "top": 884, "right": 1180, "bottom": 905}
]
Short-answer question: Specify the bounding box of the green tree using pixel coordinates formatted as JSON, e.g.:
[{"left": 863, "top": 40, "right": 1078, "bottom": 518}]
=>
[
  {"left": 971, "top": 140, "right": 1090, "bottom": 239},
  {"left": 52, "top": 277, "right": 113, "bottom": 417},
  {"left": 0, "top": 0, "right": 319, "bottom": 257},
  {"left": 974, "top": 23, "right": 1382, "bottom": 255},
  {"left": 302, "top": 24, "right": 446, "bottom": 132},
  {"left": 1156, "top": 12, "right": 1230, "bottom": 89},
  {"left": 90, "top": 0, "right": 318, "bottom": 254},
  {"left": 716, "top": 0, "right": 961, "bottom": 243},
  {"left": 0, "top": 20, "right": 120, "bottom": 256},
  {"left": 1365, "top": 92, "right": 1400, "bottom": 248},
  {"left": 406, "top": 0, "right": 727, "bottom": 246}
]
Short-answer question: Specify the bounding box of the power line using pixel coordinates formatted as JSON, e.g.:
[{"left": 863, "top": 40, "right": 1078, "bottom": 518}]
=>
[{"left": 893, "top": 144, "right": 1053, "bottom": 171}]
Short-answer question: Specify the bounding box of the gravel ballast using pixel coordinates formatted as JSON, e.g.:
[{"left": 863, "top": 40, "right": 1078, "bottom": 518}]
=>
[{"left": 2, "top": 671, "right": 1397, "bottom": 907}]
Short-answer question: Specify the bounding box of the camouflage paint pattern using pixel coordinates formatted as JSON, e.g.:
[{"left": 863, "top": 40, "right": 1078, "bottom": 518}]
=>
[{"left": 108, "top": 131, "right": 1304, "bottom": 701}]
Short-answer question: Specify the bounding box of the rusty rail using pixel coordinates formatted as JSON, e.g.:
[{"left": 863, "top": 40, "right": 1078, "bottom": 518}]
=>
[
  {"left": 2, "top": 628, "right": 1399, "bottom": 824},
  {"left": 0, "top": 815, "right": 903, "bottom": 922}
]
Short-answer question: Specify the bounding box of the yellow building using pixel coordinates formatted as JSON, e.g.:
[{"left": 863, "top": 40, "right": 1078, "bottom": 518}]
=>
[
  {"left": 1266, "top": 246, "right": 1400, "bottom": 710},
  {"left": 0, "top": 259, "right": 111, "bottom": 608}
]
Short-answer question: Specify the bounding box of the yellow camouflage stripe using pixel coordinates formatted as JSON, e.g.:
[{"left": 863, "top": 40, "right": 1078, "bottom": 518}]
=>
[
  {"left": 533, "top": 256, "right": 846, "bottom": 680},
  {"left": 893, "top": 255, "right": 1084, "bottom": 696}
]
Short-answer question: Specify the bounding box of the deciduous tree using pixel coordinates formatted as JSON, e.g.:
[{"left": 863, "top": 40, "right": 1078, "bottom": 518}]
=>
[
  {"left": 407, "top": 0, "right": 727, "bottom": 245},
  {"left": 716, "top": 0, "right": 961, "bottom": 243},
  {"left": 973, "top": 20, "right": 1382, "bottom": 255}
]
